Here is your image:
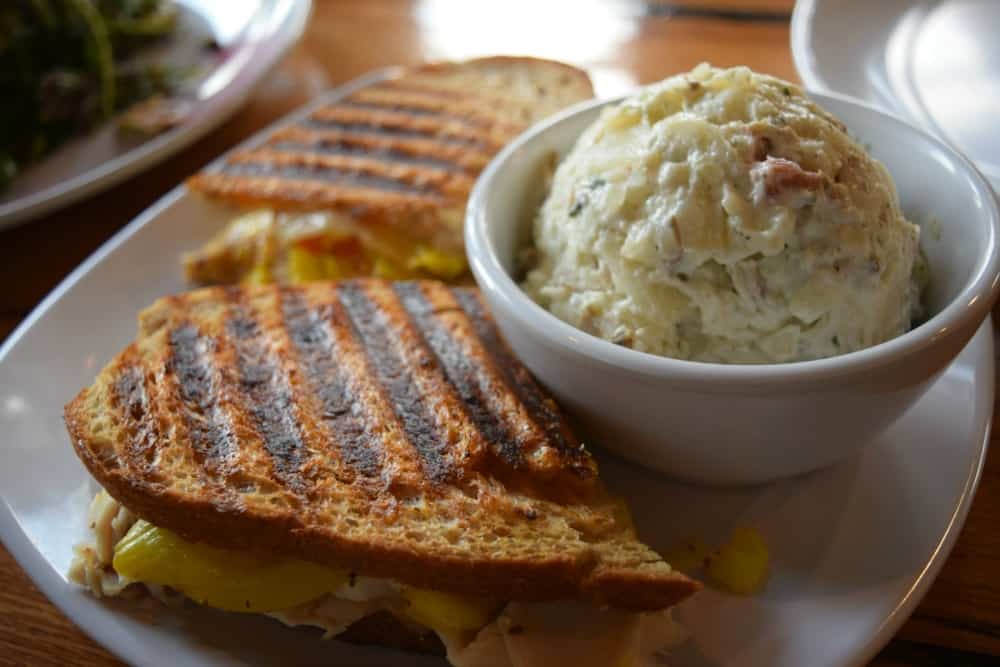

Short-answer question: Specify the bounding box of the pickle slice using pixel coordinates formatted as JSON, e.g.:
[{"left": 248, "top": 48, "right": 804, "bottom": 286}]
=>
[{"left": 113, "top": 521, "right": 347, "bottom": 613}]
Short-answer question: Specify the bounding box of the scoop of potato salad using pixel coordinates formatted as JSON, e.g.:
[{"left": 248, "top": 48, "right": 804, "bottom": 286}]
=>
[{"left": 523, "top": 64, "right": 926, "bottom": 363}]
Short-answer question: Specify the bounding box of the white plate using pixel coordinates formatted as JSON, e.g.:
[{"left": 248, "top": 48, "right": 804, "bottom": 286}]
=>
[
  {"left": 0, "top": 0, "right": 311, "bottom": 229},
  {"left": 0, "top": 73, "right": 993, "bottom": 667},
  {"left": 791, "top": 0, "right": 1000, "bottom": 192}
]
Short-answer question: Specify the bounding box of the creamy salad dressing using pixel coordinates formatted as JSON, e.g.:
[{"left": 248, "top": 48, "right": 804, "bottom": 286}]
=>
[{"left": 524, "top": 65, "right": 925, "bottom": 363}]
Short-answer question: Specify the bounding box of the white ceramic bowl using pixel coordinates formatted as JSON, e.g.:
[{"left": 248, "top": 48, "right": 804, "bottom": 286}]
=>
[{"left": 465, "top": 91, "right": 1000, "bottom": 485}]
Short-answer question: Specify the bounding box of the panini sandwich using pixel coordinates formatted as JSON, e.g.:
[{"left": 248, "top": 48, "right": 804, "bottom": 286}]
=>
[
  {"left": 67, "top": 280, "right": 698, "bottom": 665},
  {"left": 183, "top": 57, "right": 593, "bottom": 286}
]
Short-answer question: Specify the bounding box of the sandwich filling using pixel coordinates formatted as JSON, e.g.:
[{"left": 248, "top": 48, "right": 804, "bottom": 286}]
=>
[
  {"left": 182, "top": 209, "right": 469, "bottom": 286},
  {"left": 71, "top": 491, "right": 686, "bottom": 667}
]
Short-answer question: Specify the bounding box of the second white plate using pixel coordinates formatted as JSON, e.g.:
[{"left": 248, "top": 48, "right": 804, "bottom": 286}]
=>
[
  {"left": 0, "top": 0, "right": 311, "bottom": 229},
  {"left": 792, "top": 0, "right": 1000, "bottom": 192}
]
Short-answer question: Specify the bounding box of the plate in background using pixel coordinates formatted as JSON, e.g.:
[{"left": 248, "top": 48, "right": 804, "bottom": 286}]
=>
[
  {"left": 792, "top": 0, "right": 1000, "bottom": 192},
  {"left": 0, "top": 0, "right": 312, "bottom": 229},
  {"left": 0, "top": 71, "right": 992, "bottom": 667}
]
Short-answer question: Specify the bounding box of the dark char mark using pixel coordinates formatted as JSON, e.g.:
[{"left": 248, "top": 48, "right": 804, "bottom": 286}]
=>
[
  {"left": 168, "top": 324, "right": 235, "bottom": 464},
  {"left": 220, "top": 162, "right": 440, "bottom": 197},
  {"left": 303, "top": 117, "right": 483, "bottom": 147},
  {"left": 281, "top": 289, "right": 382, "bottom": 478},
  {"left": 342, "top": 100, "right": 450, "bottom": 118},
  {"left": 394, "top": 283, "right": 523, "bottom": 468},
  {"left": 338, "top": 283, "right": 453, "bottom": 484},
  {"left": 226, "top": 307, "right": 305, "bottom": 487},
  {"left": 114, "top": 364, "right": 157, "bottom": 470},
  {"left": 270, "top": 140, "right": 465, "bottom": 173},
  {"left": 452, "top": 290, "right": 584, "bottom": 462},
  {"left": 341, "top": 100, "right": 490, "bottom": 128}
]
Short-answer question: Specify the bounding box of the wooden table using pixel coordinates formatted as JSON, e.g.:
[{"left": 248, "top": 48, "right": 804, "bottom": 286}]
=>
[{"left": 1, "top": 1, "right": 997, "bottom": 664}]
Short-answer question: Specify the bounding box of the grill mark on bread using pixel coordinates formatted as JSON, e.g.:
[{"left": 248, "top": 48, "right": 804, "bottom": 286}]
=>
[
  {"left": 338, "top": 282, "right": 453, "bottom": 484},
  {"left": 319, "top": 283, "right": 429, "bottom": 492},
  {"left": 303, "top": 118, "right": 482, "bottom": 146},
  {"left": 453, "top": 290, "right": 585, "bottom": 464},
  {"left": 268, "top": 126, "right": 491, "bottom": 173},
  {"left": 221, "top": 148, "right": 474, "bottom": 201},
  {"left": 342, "top": 100, "right": 450, "bottom": 119},
  {"left": 115, "top": 365, "right": 146, "bottom": 422},
  {"left": 225, "top": 298, "right": 306, "bottom": 490},
  {"left": 341, "top": 100, "right": 492, "bottom": 130},
  {"left": 270, "top": 140, "right": 465, "bottom": 172},
  {"left": 113, "top": 362, "right": 160, "bottom": 477},
  {"left": 309, "top": 105, "right": 503, "bottom": 149},
  {"left": 345, "top": 88, "right": 522, "bottom": 132},
  {"left": 394, "top": 282, "right": 523, "bottom": 469},
  {"left": 167, "top": 324, "right": 236, "bottom": 466},
  {"left": 281, "top": 289, "right": 382, "bottom": 479}
]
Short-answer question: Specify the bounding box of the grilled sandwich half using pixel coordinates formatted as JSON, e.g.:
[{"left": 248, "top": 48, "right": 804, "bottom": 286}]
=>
[
  {"left": 183, "top": 57, "right": 593, "bottom": 286},
  {"left": 66, "top": 280, "right": 698, "bottom": 665}
]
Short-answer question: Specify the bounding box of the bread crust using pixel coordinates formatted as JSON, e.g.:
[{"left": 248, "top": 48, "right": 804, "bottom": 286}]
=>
[{"left": 409, "top": 55, "right": 594, "bottom": 96}]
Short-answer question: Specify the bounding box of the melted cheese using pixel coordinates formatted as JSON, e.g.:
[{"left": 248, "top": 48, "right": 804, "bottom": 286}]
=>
[
  {"left": 214, "top": 209, "right": 470, "bottom": 285},
  {"left": 113, "top": 521, "right": 348, "bottom": 613},
  {"left": 110, "top": 519, "right": 496, "bottom": 632}
]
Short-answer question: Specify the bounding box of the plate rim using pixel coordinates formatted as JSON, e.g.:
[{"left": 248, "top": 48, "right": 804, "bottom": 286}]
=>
[
  {"left": 789, "top": 0, "right": 828, "bottom": 95},
  {"left": 0, "top": 65, "right": 994, "bottom": 665},
  {"left": 791, "top": 0, "right": 1000, "bottom": 190},
  {"left": 0, "top": 0, "right": 313, "bottom": 230},
  {"left": 847, "top": 322, "right": 993, "bottom": 666}
]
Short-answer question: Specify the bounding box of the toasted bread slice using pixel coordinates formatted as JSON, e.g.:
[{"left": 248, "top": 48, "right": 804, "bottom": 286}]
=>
[
  {"left": 182, "top": 57, "right": 593, "bottom": 285},
  {"left": 65, "top": 280, "right": 696, "bottom": 611}
]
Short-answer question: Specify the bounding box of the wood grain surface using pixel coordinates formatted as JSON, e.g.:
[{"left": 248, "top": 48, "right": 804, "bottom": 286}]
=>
[{"left": 1, "top": 1, "right": 998, "bottom": 665}]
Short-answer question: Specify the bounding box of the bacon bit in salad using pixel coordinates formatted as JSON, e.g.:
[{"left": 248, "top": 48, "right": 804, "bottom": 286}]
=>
[
  {"left": 751, "top": 135, "right": 773, "bottom": 162},
  {"left": 753, "top": 156, "right": 824, "bottom": 199}
]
